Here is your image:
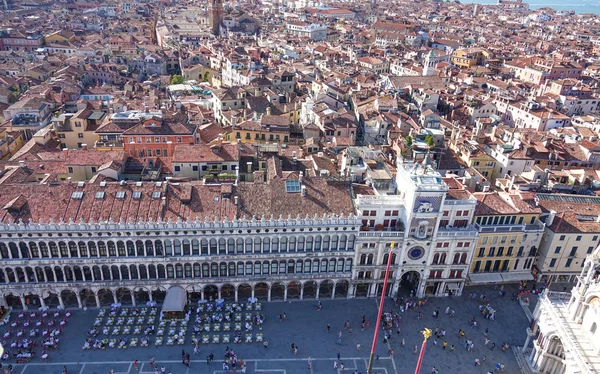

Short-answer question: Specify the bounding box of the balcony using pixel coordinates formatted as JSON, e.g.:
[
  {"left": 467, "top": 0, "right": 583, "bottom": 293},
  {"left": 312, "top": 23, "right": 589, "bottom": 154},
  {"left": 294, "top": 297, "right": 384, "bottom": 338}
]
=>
[
  {"left": 437, "top": 225, "right": 478, "bottom": 237},
  {"left": 475, "top": 221, "right": 544, "bottom": 233},
  {"left": 95, "top": 140, "right": 124, "bottom": 149}
]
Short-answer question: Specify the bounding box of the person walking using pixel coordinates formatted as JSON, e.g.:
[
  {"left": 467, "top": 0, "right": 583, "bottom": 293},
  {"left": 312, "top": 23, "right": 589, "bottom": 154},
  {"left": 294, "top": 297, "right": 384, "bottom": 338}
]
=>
[
  {"left": 413, "top": 345, "right": 418, "bottom": 355},
  {"left": 340, "top": 363, "right": 345, "bottom": 370},
  {"left": 307, "top": 357, "right": 312, "bottom": 369},
  {"left": 475, "top": 358, "right": 480, "bottom": 366},
  {"left": 327, "top": 324, "right": 331, "bottom": 333},
  {"left": 443, "top": 341, "right": 447, "bottom": 350},
  {"left": 356, "top": 343, "right": 361, "bottom": 351},
  {"left": 491, "top": 342, "right": 496, "bottom": 351},
  {"left": 333, "top": 361, "right": 338, "bottom": 370},
  {"left": 264, "top": 341, "right": 269, "bottom": 349},
  {"left": 133, "top": 360, "right": 139, "bottom": 371},
  {"left": 150, "top": 357, "right": 155, "bottom": 369},
  {"left": 337, "top": 352, "right": 341, "bottom": 361}
]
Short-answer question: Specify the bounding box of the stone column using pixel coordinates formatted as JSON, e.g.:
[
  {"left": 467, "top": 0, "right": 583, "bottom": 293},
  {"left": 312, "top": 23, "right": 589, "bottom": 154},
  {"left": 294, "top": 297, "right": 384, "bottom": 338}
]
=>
[
  {"left": 20, "top": 295, "right": 28, "bottom": 311},
  {"left": 529, "top": 346, "right": 537, "bottom": 363},
  {"left": 148, "top": 292, "right": 153, "bottom": 302},
  {"left": 52, "top": 268, "right": 58, "bottom": 282},
  {"left": 523, "top": 328, "right": 534, "bottom": 352},
  {"left": 218, "top": 288, "right": 222, "bottom": 300},
  {"left": 251, "top": 287, "right": 255, "bottom": 300},
  {"left": 76, "top": 293, "right": 83, "bottom": 309},
  {"left": 267, "top": 287, "right": 271, "bottom": 302},
  {"left": 95, "top": 293, "right": 101, "bottom": 308},
  {"left": 347, "top": 284, "right": 354, "bottom": 299},
  {"left": 199, "top": 290, "right": 204, "bottom": 301},
  {"left": 283, "top": 286, "right": 288, "bottom": 301},
  {"left": 40, "top": 297, "right": 46, "bottom": 309},
  {"left": 58, "top": 294, "right": 65, "bottom": 309},
  {"left": 331, "top": 285, "right": 336, "bottom": 300},
  {"left": 131, "top": 292, "right": 136, "bottom": 307},
  {"left": 315, "top": 286, "right": 320, "bottom": 300},
  {"left": 112, "top": 291, "right": 118, "bottom": 305},
  {"left": 235, "top": 287, "right": 239, "bottom": 303},
  {"left": 299, "top": 284, "right": 304, "bottom": 301}
]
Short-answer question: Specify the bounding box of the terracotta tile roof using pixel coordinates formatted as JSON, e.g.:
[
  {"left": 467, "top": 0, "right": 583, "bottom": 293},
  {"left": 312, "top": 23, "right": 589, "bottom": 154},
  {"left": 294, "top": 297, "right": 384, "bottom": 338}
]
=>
[
  {"left": 0, "top": 181, "right": 237, "bottom": 224},
  {"left": 473, "top": 192, "right": 519, "bottom": 216},
  {"left": 172, "top": 143, "right": 240, "bottom": 163},
  {"left": 236, "top": 177, "right": 354, "bottom": 219},
  {"left": 65, "top": 150, "right": 126, "bottom": 166}
]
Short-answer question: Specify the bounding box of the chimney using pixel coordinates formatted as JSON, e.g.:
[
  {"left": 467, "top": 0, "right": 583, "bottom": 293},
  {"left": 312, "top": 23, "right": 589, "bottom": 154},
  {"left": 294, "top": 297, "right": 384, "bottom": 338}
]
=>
[
  {"left": 266, "top": 107, "right": 271, "bottom": 116},
  {"left": 546, "top": 210, "right": 556, "bottom": 227},
  {"left": 253, "top": 170, "right": 265, "bottom": 183},
  {"left": 234, "top": 196, "right": 239, "bottom": 205},
  {"left": 299, "top": 171, "right": 303, "bottom": 184},
  {"left": 81, "top": 144, "right": 88, "bottom": 150},
  {"left": 247, "top": 161, "right": 253, "bottom": 172},
  {"left": 63, "top": 148, "right": 69, "bottom": 158},
  {"left": 217, "top": 134, "right": 223, "bottom": 148},
  {"left": 301, "top": 185, "right": 306, "bottom": 196},
  {"left": 19, "top": 161, "right": 25, "bottom": 168}
]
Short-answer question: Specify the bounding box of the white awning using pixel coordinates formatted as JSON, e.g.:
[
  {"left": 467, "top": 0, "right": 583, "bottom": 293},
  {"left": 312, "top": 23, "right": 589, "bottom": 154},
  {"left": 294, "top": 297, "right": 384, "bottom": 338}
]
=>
[
  {"left": 445, "top": 282, "right": 461, "bottom": 290},
  {"left": 501, "top": 272, "right": 534, "bottom": 283},
  {"left": 162, "top": 286, "right": 186, "bottom": 312},
  {"left": 468, "top": 273, "right": 503, "bottom": 284}
]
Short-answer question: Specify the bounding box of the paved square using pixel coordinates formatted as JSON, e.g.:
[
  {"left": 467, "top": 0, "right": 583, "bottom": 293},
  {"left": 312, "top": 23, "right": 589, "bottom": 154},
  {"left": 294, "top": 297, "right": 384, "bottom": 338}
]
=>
[{"left": 0, "top": 284, "right": 532, "bottom": 374}]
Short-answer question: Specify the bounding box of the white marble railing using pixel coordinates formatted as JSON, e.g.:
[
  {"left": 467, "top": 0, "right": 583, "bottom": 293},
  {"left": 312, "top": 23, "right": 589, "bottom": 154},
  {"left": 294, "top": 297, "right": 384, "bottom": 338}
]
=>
[{"left": 0, "top": 214, "right": 361, "bottom": 234}]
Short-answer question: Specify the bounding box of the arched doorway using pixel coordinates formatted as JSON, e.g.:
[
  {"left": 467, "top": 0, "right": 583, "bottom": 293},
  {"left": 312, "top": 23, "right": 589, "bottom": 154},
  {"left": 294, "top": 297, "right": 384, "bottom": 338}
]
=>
[
  {"left": 221, "top": 284, "right": 235, "bottom": 302},
  {"left": 23, "top": 293, "right": 41, "bottom": 309},
  {"left": 80, "top": 289, "right": 96, "bottom": 308},
  {"left": 355, "top": 283, "right": 369, "bottom": 298},
  {"left": 42, "top": 290, "right": 59, "bottom": 308},
  {"left": 4, "top": 292, "right": 21, "bottom": 308},
  {"left": 319, "top": 280, "right": 334, "bottom": 299},
  {"left": 335, "top": 280, "right": 349, "bottom": 298},
  {"left": 116, "top": 288, "right": 132, "bottom": 305},
  {"left": 303, "top": 281, "right": 317, "bottom": 299},
  {"left": 61, "top": 290, "right": 78, "bottom": 308},
  {"left": 238, "top": 284, "right": 252, "bottom": 301},
  {"left": 271, "top": 282, "right": 285, "bottom": 300},
  {"left": 399, "top": 271, "right": 421, "bottom": 296},
  {"left": 187, "top": 286, "right": 202, "bottom": 303},
  {"left": 97, "top": 289, "right": 114, "bottom": 307},
  {"left": 203, "top": 285, "right": 218, "bottom": 301},
  {"left": 133, "top": 288, "right": 150, "bottom": 305},
  {"left": 287, "top": 281, "right": 301, "bottom": 300},
  {"left": 254, "top": 283, "right": 268, "bottom": 300},
  {"left": 151, "top": 288, "right": 167, "bottom": 304}
]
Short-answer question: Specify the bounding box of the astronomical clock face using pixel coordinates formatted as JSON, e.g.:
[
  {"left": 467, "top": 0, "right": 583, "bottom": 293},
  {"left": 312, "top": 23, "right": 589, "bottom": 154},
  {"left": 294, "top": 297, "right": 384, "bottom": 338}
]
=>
[{"left": 407, "top": 246, "right": 425, "bottom": 261}]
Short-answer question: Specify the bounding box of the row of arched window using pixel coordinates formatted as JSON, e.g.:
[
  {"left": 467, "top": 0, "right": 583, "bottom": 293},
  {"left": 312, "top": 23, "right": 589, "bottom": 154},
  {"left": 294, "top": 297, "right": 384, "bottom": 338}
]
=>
[
  {"left": 0, "top": 258, "right": 354, "bottom": 284},
  {"left": 0, "top": 235, "right": 356, "bottom": 260}
]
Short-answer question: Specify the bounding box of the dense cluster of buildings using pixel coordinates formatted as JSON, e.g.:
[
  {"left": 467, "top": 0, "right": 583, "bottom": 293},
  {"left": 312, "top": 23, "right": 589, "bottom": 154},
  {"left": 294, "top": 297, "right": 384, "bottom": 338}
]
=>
[{"left": 0, "top": 0, "right": 599, "bottom": 370}]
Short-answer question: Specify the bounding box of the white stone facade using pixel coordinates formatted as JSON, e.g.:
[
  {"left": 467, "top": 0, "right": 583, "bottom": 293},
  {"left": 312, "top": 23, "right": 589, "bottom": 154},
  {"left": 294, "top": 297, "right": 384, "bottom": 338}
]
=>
[{"left": 525, "top": 249, "right": 600, "bottom": 374}]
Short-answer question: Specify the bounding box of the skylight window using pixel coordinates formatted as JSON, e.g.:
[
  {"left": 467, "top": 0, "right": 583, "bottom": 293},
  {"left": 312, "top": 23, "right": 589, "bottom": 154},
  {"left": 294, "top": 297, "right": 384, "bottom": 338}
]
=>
[
  {"left": 71, "top": 191, "right": 84, "bottom": 200},
  {"left": 152, "top": 191, "right": 161, "bottom": 199},
  {"left": 132, "top": 191, "right": 142, "bottom": 200},
  {"left": 115, "top": 191, "right": 126, "bottom": 199},
  {"left": 285, "top": 180, "right": 301, "bottom": 193},
  {"left": 95, "top": 191, "right": 105, "bottom": 199}
]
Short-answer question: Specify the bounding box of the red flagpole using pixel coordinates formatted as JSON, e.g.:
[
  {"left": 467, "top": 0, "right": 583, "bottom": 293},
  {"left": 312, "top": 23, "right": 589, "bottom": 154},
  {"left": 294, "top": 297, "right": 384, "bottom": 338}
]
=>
[
  {"left": 366, "top": 242, "right": 395, "bottom": 374},
  {"left": 414, "top": 328, "right": 432, "bottom": 374}
]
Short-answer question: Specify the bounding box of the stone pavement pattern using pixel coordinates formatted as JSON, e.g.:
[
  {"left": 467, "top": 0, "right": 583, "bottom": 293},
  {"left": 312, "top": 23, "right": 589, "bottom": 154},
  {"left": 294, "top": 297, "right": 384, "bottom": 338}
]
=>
[{"left": 0, "top": 285, "right": 531, "bottom": 374}]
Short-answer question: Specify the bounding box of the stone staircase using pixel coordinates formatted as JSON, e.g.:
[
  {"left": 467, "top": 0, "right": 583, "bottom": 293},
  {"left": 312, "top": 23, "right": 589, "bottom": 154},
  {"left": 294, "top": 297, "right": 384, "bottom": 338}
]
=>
[{"left": 513, "top": 346, "right": 535, "bottom": 374}]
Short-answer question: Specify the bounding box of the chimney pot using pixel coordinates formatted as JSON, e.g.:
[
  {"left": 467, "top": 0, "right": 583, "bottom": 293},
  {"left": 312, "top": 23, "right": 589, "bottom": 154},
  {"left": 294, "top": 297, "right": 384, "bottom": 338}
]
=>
[
  {"left": 19, "top": 161, "right": 25, "bottom": 168},
  {"left": 81, "top": 144, "right": 88, "bottom": 150},
  {"left": 63, "top": 148, "right": 69, "bottom": 158}
]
